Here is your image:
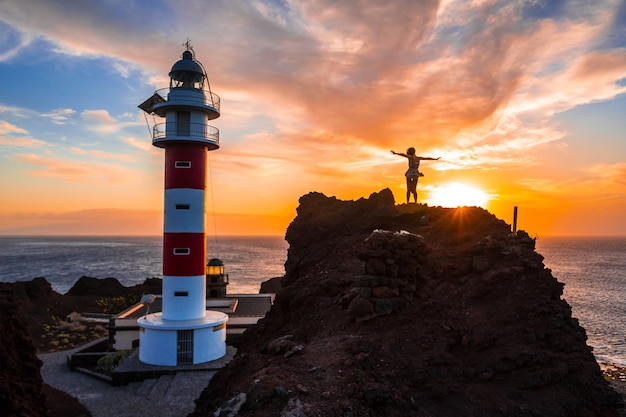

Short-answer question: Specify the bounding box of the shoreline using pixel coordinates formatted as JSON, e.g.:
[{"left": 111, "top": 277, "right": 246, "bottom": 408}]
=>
[{"left": 601, "top": 362, "right": 626, "bottom": 383}]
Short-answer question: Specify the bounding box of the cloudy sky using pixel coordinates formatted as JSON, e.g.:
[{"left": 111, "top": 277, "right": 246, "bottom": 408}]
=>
[{"left": 0, "top": 0, "right": 625, "bottom": 236}]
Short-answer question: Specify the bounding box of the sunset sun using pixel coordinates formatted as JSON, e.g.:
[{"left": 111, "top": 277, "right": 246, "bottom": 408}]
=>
[{"left": 426, "top": 182, "right": 490, "bottom": 208}]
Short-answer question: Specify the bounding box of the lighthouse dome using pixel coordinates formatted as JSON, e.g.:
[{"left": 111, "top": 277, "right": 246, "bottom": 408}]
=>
[{"left": 169, "top": 50, "right": 205, "bottom": 88}]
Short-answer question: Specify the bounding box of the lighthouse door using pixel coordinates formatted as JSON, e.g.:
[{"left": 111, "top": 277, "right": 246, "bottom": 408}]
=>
[
  {"left": 176, "top": 329, "right": 194, "bottom": 365},
  {"left": 176, "top": 111, "right": 191, "bottom": 136}
]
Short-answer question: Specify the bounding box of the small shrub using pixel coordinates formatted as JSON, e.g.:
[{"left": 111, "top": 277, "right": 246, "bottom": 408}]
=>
[
  {"left": 96, "top": 350, "right": 134, "bottom": 372},
  {"left": 96, "top": 294, "right": 141, "bottom": 314}
]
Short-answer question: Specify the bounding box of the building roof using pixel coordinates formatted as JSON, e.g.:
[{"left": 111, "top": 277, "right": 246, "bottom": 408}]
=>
[{"left": 115, "top": 294, "right": 274, "bottom": 320}]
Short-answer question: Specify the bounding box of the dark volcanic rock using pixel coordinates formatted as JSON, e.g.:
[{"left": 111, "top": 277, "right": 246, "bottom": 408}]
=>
[
  {"left": 66, "top": 276, "right": 133, "bottom": 297},
  {"left": 66, "top": 276, "right": 162, "bottom": 298},
  {"left": 0, "top": 284, "right": 48, "bottom": 417},
  {"left": 259, "top": 277, "right": 283, "bottom": 294},
  {"left": 191, "top": 189, "right": 624, "bottom": 417}
]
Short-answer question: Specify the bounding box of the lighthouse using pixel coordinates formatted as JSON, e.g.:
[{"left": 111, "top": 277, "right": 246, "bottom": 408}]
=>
[{"left": 137, "top": 44, "right": 228, "bottom": 366}]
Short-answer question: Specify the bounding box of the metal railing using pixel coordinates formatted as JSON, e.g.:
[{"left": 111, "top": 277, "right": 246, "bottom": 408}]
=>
[
  {"left": 152, "top": 122, "right": 219, "bottom": 144},
  {"left": 153, "top": 88, "right": 220, "bottom": 112}
]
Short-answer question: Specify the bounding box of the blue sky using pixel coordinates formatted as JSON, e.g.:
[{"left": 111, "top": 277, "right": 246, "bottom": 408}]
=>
[{"left": 1, "top": 0, "right": 625, "bottom": 236}]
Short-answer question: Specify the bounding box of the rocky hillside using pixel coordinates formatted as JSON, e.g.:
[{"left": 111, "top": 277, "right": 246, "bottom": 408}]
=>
[{"left": 191, "top": 189, "right": 624, "bottom": 417}]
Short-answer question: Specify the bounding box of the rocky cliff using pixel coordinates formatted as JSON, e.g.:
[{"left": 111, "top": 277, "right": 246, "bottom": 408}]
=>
[{"left": 191, "top": 189, "right": 624, "bottom": 417}]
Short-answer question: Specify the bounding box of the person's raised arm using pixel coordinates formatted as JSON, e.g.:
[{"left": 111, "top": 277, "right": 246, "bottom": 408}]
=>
[
  {"left": 391, "top": 150, "right": 408, "bottom": 157},
  {"left": 418, "top": 156, "right": 441, "bottom": 161}
]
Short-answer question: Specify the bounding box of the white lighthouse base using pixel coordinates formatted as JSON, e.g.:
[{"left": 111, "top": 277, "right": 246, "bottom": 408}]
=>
[{"left": 137, "top": 310, "right": 228, "bottom": 366}]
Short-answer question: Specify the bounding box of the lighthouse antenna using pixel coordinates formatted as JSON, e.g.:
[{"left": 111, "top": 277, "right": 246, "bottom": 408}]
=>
[{"left": 183, "top": 38, "right": 195, "bottom": 58}]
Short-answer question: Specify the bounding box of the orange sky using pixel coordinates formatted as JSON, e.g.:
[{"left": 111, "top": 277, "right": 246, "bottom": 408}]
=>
[{"left": 1, "top": 1, "right": 625, "bottom": 236}]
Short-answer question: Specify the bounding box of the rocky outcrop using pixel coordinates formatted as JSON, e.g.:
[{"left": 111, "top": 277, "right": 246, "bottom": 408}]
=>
[
  {"left": 191, "top": 189, "right": 624, "bottom": 417},
  {"left": 259, "top": 277, "right": 283, "bottom": 294},
  {"left": 66, "top": 276, "right": 162, "bottom": 297},
  {"left": 0, "top": 283, "right": 49, "bottom": 417}
]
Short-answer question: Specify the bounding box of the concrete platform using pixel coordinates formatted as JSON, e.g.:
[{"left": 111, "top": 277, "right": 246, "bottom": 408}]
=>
[
  {"left": 112, "top": 345, "right": 236, "bottom": 385},
  {"left": 110, "top": 294, "right": 274, "bottom": 351}
]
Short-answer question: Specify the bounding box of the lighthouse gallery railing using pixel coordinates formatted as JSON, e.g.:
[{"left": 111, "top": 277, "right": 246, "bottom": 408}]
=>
[
  {"left": 152, "top": 122, "right": 219, "bottom": 145},
  {"left": 154, "top": 88, "right": 220, "bottom": 112}
]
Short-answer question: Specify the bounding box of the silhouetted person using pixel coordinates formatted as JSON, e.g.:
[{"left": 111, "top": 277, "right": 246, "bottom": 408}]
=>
[{"left": 391, "top": 148, "right": 440, "bottom": 203}]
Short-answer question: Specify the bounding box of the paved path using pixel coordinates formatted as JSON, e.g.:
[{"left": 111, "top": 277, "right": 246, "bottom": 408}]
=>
[{"left": 39, "top": 347, "right": 235, "bottom": 417}]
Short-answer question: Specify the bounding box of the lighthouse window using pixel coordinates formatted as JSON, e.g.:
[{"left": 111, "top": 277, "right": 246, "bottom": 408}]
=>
[
  {"left": 174, "top": 291, "right": 188, "bottom": 297},
  {"left": 175, "top": 161, "right": 191, "bottom": 168},
  {"left": 173, "top": 248, "right": 190, "bottom": 255},
  {"left": 175, "top": 204, "right": 190, "bottom": 210}
]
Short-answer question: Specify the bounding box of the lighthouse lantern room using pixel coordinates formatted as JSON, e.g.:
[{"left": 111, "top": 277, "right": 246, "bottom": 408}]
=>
[{"left": 137, "top": 44, "right": 228, "bottom": 366}]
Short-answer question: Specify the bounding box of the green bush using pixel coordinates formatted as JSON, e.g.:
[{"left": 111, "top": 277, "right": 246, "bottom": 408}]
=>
[
  {"left": 96, "top": 294, "right": 141, "bottom": 314},
  {"left": 96, "top": 349, "right": 134, "bottom": 371}
]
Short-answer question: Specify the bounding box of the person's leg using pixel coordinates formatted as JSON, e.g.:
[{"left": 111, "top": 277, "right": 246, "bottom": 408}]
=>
[
  {"left": 407, "top": 177, "right": 418, "bottom": 203},
  {"left": 405, "top": 177, "right": 412, "bottom": 203}
]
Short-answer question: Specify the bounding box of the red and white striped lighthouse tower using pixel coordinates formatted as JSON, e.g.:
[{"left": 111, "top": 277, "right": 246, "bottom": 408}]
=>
[{"left": 137, "top": 44, "right": 228, "bottom": 366}]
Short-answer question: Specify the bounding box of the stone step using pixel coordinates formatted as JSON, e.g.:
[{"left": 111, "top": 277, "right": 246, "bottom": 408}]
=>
[
  {"left": 149, "top": 375, "right": 175, "bottom": 401},
  {"left": 135, "top": 378, "right": 156, "bottom": 398},
  {"left": 135, "top": 375, "right": 175, "bottom": 401}
]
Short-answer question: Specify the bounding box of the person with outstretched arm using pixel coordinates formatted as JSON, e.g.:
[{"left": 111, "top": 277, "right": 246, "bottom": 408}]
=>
[{"left": 391, "top": 148, "right": 440, "bottom": 203}]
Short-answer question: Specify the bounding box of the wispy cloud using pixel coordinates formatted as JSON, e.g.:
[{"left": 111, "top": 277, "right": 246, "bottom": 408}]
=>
[
  {"left": 0, "top": 120, "right": 47, "bottom": 149},
  {"left": 69, "top": 146, "right": 135, "bottom": 162},
  {"left": 41, "top": 108, "right": 75, "bottom": 125},
  {"left": 0, "top": 120, "right": 27, "bottom": 134},
  {"left": 126, "top": 136, "right": 155, "bottom": 153},
  {"left": 79, "top": 109, "right": 123, "bottom": 134},
  {"left": 583, "top": 162, "right": 626, "bottom": 185},
  {"left": 81, "top": 109, "right": 116, "bottom": 124},
  {"left": 15, "top": 153, "right": 135, "bottom": 183},
  {"left": 0, "top": 20, "right": 34, "bottom": 62},
  {"left": 0, "top": 136, "right": 46, "bottom": 148}
]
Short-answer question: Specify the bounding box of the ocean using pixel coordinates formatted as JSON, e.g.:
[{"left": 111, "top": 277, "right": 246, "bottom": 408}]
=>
[
  {"left": 0, "top": 236, "right": 288, "bottom": 295},
  {"left": 1, "top": 235, "right": 625, "bottom": 365},
  {"left": 536, "top": 236, "right": 626, "bottom": 366}
]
